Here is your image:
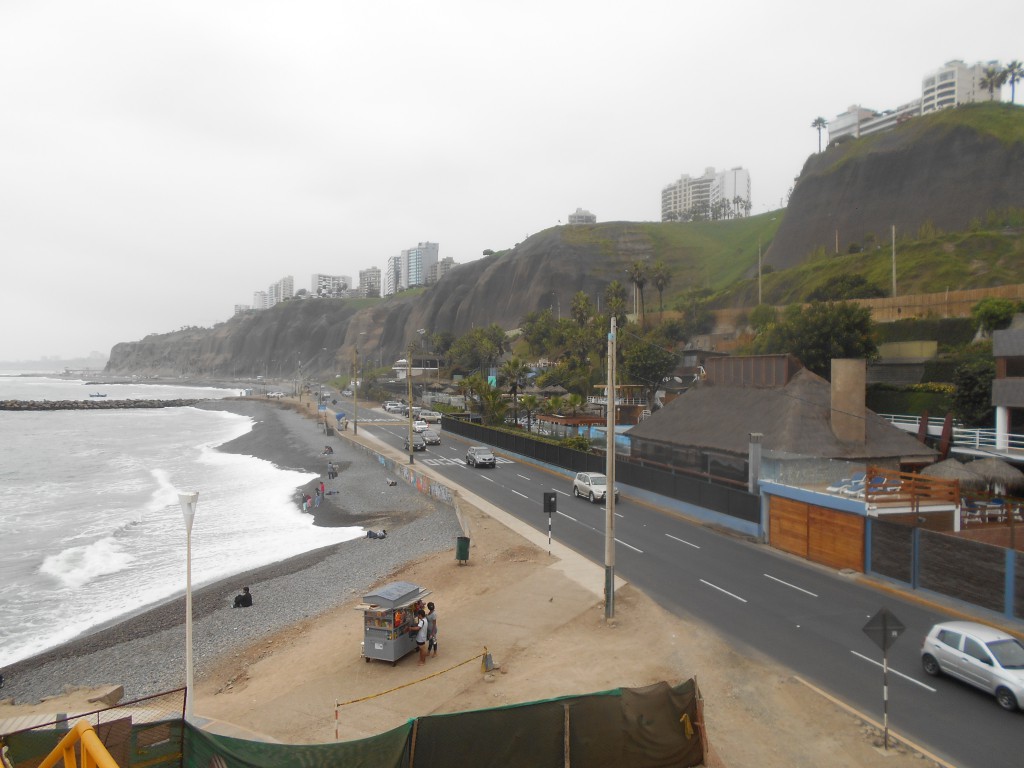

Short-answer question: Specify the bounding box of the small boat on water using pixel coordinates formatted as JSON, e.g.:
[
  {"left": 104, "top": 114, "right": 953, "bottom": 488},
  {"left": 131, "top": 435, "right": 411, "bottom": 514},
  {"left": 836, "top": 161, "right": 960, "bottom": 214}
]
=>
[{"left": 89, "top": 393, "right": 107, "bottom": 398}]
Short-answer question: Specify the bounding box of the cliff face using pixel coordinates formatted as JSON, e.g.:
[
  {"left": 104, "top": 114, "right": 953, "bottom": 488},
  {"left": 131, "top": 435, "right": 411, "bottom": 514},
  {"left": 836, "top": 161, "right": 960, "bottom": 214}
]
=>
[
  {"left": 106, "top": 224, "right": 651, "bottom": 378},
  {"left": 106, "top": 106, "right": 1024, "bottom": 378},
  {"left": 766, "top": 104, "right": 1024, "bottom": 269}
]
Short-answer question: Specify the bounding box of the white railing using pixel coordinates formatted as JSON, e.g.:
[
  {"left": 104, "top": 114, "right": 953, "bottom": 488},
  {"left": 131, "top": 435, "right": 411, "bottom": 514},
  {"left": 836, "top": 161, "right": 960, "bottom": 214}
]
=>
[
  {"left": 880, "top": 414, "right": 1024, "bottom": 454},
  {"left": 587, "top": 395, "right": 649, "bottom": 406}
]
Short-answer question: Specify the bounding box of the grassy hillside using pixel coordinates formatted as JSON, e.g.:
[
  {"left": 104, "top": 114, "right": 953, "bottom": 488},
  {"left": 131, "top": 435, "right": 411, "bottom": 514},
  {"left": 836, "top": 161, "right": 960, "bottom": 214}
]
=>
[
  {"left": 552, "top": 206, "right": 1021, "bottom": 313},
  {"left": 712, "top": 219, "right": 1024, "bottom": 307}
]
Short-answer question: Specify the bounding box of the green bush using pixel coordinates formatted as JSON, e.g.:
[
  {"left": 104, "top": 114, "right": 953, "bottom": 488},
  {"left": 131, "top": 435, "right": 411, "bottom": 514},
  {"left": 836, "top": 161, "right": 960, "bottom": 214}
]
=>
[{"left": 866, "top": 386, "right": 953, "bottom": 417}]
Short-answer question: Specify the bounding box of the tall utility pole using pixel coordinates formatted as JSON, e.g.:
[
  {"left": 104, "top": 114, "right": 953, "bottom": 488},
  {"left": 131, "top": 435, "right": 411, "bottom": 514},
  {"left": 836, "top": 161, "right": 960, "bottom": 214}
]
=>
[
  {"left": 891, "top": 224, "right": 897, "bottom": 298},
  {"left": 352, "top": 346, "right": 359, "bottom": 436},
  {"left": 605, "top": 316, "right": 617, "bottom": 618},
  {"left": 406, "top": 348, "right": 414, "bottom": 464},
  {"left": 757, "top": 238, "right": 762, "bottom": 305}
]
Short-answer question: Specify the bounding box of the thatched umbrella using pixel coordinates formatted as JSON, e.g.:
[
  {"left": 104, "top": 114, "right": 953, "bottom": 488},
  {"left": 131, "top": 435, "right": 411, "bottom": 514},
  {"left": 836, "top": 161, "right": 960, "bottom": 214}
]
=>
[
  {"left": 920, "top": 458, "right": 986, "bottom": 490},
  {"left": 964, "top": 457, "right": 1024, "bottom": 495}
]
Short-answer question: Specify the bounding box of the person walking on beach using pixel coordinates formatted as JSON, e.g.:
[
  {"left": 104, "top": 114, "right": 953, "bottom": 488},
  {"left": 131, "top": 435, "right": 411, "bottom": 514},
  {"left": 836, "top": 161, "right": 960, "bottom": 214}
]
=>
[
  {"left": 233, "top": 587, "right": 252, "bottom": 608},
  {"left": 413, "top": 608, "right": 428, "bottom": 665},
  {"left": 319, "top": 479, "right": 325, "bottom": 497},
  {"left": 426, "top": 601, "right": 438, "bottom": 658},
  {"left": 314, "top": 488, "right": 321, "bottom": 508}
]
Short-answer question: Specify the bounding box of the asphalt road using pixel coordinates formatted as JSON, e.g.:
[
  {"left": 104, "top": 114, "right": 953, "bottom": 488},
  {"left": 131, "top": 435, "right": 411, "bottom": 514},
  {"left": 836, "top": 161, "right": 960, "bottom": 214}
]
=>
[{"left": 358, "top": 412, "right": 1024, "bottom": 767}]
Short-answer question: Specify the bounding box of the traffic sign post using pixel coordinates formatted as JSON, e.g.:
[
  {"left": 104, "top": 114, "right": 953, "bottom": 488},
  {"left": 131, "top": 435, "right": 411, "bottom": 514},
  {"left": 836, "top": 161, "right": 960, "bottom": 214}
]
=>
[
  {"left": 543, "top": 492, "right": 556, "bottom": 555},
  {"left": 862, "top": 607, "right": 906, "bottom": 751}
]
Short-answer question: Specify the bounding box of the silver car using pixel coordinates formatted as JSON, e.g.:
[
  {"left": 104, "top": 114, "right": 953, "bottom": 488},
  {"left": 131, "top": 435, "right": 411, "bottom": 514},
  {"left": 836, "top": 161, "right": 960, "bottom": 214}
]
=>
[
  {"left": 921, "top": 620, "right": 1024, "bottom": 711},
  {"left": 572, "top": 472, "right": 619, "bottom": 503},
  {"left": 465, "top": 446, "right": 496, "bottom": 468}
]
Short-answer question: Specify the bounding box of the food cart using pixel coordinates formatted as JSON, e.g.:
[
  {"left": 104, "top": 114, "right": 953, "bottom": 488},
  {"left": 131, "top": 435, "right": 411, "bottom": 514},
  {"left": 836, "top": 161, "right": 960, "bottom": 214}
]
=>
[{"left": 358, "top": 581, "right": 431, "bottom": 665}]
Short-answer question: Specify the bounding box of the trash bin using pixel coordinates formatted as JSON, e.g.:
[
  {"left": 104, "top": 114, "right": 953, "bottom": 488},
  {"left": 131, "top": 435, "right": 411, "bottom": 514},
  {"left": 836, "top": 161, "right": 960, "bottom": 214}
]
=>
[
  {"left": 325, "top": 426, "right": 334, "bottom": 436},
  {"left": 455, "top": 536, "right": 470, "bottom": 565}
]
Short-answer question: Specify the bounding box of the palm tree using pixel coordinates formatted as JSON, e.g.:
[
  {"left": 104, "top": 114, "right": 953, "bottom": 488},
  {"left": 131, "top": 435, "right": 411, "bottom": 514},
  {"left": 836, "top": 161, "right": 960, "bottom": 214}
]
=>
[
  {"left": 566, "top": 393, "right": 584, "bottom": 417},
  {"left": 1005, "top": 61, "right": 1023, "bottom": 104},
  {"left": 627, "top": 261, "right": 647, "bottom": 325},
  {"left": 980, "top": 65, "right": 1007, "bottom": 100},
  {"left": 498, "top": 357, "right": 531, "bottom": 424},
  {"left": 520, "top": 393, "right": 540, "bottom": 433},
  {"left": 547, "top": 395, "right": 564, "bottom": 416},
  {"left": 811, "top": 117, "right": 828, "bottom": 153},
  {"left": 650, "top": 261, "right": 672, "bottom": 313}
]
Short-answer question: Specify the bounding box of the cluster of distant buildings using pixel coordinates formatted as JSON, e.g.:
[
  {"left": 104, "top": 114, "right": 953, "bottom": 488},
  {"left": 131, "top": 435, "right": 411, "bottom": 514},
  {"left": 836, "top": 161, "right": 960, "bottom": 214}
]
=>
[
  {"left": 828, "top": 60, "right": 1005, "bottom": 143},
  {"left": 233, "top": 242, "right": 460, "bottom": 316}
]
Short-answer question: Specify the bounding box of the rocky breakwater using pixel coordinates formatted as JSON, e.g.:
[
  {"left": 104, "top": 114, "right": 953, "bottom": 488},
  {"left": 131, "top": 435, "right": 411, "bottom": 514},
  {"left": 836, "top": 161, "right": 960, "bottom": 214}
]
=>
[{"left": 0, "top": 399, "right": 204, "bottom": 411}]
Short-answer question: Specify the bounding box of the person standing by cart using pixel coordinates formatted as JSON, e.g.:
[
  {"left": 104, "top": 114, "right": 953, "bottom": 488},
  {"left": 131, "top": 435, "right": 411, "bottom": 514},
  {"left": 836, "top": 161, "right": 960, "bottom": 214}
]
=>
[
  {"left": 413, "top": 608, "right": 428, "bottom": 665},
  {"left": 426, "top": 602, "right": 438, "bottom": 657}
]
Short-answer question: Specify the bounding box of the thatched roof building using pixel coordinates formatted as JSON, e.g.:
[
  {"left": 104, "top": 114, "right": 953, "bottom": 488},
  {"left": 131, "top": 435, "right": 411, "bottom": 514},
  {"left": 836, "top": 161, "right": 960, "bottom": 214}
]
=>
[{"left": 626, "top": 356, "right": 935, "bottom": 485}]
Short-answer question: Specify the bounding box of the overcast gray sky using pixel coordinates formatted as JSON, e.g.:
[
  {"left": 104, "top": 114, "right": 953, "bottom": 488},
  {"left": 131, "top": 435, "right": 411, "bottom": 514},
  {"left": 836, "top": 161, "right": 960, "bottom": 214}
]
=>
[{"left": 2, "top": 1, "right": 1021, "bottom": 361}]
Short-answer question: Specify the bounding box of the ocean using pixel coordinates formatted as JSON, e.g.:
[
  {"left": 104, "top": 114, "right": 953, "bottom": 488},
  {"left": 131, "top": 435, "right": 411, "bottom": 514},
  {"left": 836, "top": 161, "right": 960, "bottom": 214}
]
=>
[{"left": 0, "top": 375, "right": 363, "bottom": 667}]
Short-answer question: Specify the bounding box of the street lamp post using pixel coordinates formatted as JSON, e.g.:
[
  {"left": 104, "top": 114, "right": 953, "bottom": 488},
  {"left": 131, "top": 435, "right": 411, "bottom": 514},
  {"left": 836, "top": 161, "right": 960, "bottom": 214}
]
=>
[{"left": 178, "top": 491, "right": 199, "bottom": 721}]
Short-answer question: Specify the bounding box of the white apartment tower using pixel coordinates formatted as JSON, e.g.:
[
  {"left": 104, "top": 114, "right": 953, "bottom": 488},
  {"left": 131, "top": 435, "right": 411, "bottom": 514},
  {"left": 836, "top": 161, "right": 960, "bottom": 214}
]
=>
[
  {"left": 384, "top": 255, "right": 402, "bottom": 296},
  {"left": 661, "top": 167, "right": 751, "bottom": 221},
  {"left": 267, "top": 276, "right": 294, "bottom": 307},
  {"left": 311, "top": 273, "right": 349, "bottom": 296},
  {"left": 921, "top": 60, "right": 1000, "bottom": 113}
]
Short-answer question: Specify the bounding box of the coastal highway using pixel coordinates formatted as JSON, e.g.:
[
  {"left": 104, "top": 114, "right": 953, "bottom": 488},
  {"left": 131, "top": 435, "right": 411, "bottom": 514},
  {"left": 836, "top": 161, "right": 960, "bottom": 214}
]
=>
[{"left": 357, "top": 414, "right": 1024, "bottom": 768}]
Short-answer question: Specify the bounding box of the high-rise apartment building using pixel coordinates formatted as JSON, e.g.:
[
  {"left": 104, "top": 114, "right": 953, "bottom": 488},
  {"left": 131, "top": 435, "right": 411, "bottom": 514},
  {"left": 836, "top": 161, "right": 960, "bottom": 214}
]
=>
[
  {"left": 384, "top": 255, "right": 402, "bottom": 296},
  {"left": 359, "top": 266, "right": 381, "bottom": 297},
  {"left": 267, "top": 276, "right": 294, "bottom": 307},
  {"left": 311, "top": 273, "right": 349, "bottom": 296},
  {"left": 401, "top": 242, "right": 439, "bottom": 290},
  {"left": 252, "top": 290, "right": 268, "bottom": 310},
  {"left": 661, "top": 167, "right": 751, "bottom": 221},
  {"left": 922, "top": 59, "right": 998, "bottom": 113}
]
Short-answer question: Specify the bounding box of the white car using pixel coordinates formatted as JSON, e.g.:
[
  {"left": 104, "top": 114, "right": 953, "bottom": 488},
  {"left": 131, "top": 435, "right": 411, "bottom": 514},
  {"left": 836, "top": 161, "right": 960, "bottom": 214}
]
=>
[
  {"left": 922, "top": 620, "right": 1024, "bottom": 711},
  {"left": 572, "top": 472, "right": 619, "bottom": 503},
  {"left": 383, "top": 401, "right": 403, "bottom": 413},
  {"left": 413, "top": 420, "right": 429, "bottom": 433}
]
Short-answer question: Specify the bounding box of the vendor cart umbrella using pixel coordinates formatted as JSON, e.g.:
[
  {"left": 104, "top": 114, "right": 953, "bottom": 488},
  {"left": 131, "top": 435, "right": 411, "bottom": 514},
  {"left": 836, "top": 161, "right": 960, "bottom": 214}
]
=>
[
  {"left": 920, "top": 458, "right": 987, "bottom": 490},
  {"left": 964, "top": 457, "right": 1024, "bottom": 495}
]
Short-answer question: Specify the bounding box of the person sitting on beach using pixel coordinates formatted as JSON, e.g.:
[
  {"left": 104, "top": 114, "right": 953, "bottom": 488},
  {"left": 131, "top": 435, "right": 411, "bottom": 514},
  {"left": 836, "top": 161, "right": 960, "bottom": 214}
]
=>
[
  {"left": 366, "top": 529, "right": 387, "bottom": 540},
  {"left": 233, "top": 587, "right": 252, "bottom": 608}
]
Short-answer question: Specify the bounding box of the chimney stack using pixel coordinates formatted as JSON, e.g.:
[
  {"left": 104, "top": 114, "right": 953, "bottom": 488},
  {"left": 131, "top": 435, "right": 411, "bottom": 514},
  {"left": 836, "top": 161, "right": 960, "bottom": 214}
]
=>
[{"left": 831, "top": 359, "right": 866, "bottom": 444}]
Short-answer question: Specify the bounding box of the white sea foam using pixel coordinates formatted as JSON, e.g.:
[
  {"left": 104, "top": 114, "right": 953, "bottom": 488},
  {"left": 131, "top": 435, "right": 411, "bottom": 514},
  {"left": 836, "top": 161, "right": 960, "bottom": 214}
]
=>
[
  {"left": 39, "top": 537, "right": 136, "bottom": 589},
  {"left": 0, "top": 396, "right": 364, "bottom": 667}
]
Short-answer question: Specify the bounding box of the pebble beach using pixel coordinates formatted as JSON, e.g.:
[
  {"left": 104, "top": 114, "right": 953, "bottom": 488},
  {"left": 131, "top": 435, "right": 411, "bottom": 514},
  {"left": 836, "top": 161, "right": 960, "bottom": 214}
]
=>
[{"left": 0, "top": 398, "right": 462, "bottom": 706}]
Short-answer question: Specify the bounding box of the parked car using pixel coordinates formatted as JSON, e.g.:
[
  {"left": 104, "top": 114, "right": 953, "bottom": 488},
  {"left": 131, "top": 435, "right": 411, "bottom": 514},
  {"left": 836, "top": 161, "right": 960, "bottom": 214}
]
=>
[
  {"left": 921, "top": 620, "right": 1024, "bottom": 711},
  {"left": 404, "top": 433, "right": 427, "bottom": 452},
  {"left": 413, "top": 419, "right": 429, "bottom": 433},
  {"left": 572, "top": 472, "right": 620, "bottom": 503},
  {"left": 419, "top": 410, "right": 442, "bottom": 423},
  {"left": 422, "top": 429, "right": 441, "bottom": 445},
  {"left": 466, "top": 446, "right": 496, "bottom": 468}
]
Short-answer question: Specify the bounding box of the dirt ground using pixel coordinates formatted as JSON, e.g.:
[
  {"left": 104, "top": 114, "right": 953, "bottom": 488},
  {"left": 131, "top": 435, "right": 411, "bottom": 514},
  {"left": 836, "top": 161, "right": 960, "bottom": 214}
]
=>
[{"left": 12, "top": 501, "right": 945, "bottom": 767}]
